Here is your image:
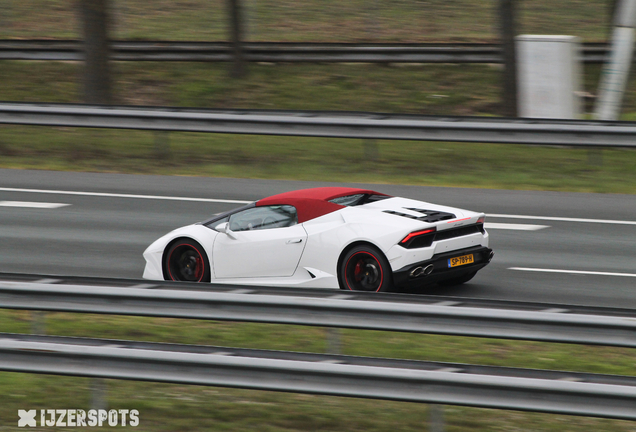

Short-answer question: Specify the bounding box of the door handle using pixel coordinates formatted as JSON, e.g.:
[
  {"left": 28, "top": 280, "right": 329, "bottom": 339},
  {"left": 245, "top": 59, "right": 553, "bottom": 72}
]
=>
[{"left": 286, "top": 238, "right": 303, "bottom": 244}]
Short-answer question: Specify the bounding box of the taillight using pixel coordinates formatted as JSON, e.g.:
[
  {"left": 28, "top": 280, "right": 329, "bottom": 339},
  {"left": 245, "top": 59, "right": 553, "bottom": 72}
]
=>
[
  {"left": 399, "top": 228, "right": 436, "bottom": 248},
  {"left": 476, "top": 215, "right": 486, "bottom": 233}
]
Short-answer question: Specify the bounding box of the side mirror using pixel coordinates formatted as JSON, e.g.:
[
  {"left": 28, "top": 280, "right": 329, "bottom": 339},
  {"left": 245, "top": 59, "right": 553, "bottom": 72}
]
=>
[{"left": 215, "top": 222, "right": 237, "bottom": 239}]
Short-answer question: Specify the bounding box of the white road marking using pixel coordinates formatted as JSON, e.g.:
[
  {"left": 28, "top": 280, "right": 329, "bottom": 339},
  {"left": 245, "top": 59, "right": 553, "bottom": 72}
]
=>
[
  {"left": 489, "top": 213, "right": 636, "bottom": 226},
  {"left": 0, "top": 201, "right": 70, "bottom": 209},
  {"left": 0, "top": 187, "right": 633, "bottom": 227},
  {"left": 485, "top": 222, "right": 549, "bottom": 231},
  {"left": 509, "top": 267, "right": 636, "bottom": 278},
  {"left": 0, "top": 187, "right": 252, "bottom": 205}
]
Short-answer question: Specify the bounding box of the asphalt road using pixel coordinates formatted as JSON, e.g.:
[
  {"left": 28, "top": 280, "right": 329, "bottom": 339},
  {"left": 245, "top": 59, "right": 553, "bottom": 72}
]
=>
[{"left": 0, "top": 168, "right": 635, "bottom": 308}]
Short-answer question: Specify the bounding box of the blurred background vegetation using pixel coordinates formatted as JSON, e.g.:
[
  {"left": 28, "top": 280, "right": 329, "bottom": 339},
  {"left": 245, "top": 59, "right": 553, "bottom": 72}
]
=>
[
  {"left": 0, "top": 0, "right": 614, "bottom": 42},
  {"left": 1, "top": 1, "right": 635, "bottom": 192},
  {"left": 1, "top": 2, "right": 636, "bottom": 431}
]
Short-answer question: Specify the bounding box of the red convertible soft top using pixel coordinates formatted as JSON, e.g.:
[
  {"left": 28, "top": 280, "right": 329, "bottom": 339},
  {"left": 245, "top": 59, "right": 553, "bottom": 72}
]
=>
[{"left": 256, "top": 187, "right": 387, "bottom": 223}]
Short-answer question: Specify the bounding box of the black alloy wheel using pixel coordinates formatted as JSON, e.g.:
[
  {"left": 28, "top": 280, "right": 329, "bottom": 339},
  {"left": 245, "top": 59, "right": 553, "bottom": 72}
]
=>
[
  {"left": 339, "top": 245, "right": 393, "bottom": 292},
  {"left": 165, "top": 239, "right": 211, "bottom": 282}
]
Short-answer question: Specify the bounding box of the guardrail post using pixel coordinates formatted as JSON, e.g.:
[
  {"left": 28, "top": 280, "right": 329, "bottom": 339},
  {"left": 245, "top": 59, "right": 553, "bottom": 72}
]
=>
[
  {"left": 91, "top": 378, "right": 108, "bottom": 410},
  {"left": 153, "top": 131, "right": 171, "bottom": 159},
  {"left": 363, "top": 139, "right": 379, "bottom": 161},
  {"left": 31, "top": 311, "right": 46, "bottom": 335},
  {"left": 326, "top": 327, "right": 341, "bottom": 354},
  {"left": 428, "top": 404, "right": 445, "bottom": 432},
  {"left": 587, "top": 148, "right": 604, "bottom": 166}
]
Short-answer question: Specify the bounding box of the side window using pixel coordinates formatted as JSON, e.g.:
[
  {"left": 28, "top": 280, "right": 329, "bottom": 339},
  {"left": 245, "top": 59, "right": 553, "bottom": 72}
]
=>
[{"left": 229, "top": 205, "right": 297, "bottom": 232}]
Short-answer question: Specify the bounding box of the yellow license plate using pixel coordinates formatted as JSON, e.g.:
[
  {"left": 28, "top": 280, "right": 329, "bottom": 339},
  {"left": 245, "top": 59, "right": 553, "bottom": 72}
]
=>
[{"left": 448, "top": 254, "right": 474, "bottom": 268}]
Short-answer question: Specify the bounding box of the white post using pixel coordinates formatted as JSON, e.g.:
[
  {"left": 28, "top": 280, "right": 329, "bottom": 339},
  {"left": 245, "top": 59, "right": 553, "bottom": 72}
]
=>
[
  {"left": 594, "top": 0, "right": 636, "bottom": 120},
  {"left": 516, "top": 35, "right": 582, "bottom": 119}
]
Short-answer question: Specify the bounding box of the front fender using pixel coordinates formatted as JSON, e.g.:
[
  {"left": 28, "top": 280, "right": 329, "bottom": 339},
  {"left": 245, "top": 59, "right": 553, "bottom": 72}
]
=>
[{"left": 142, "top": 224, "right": 218, "bottom": 280}]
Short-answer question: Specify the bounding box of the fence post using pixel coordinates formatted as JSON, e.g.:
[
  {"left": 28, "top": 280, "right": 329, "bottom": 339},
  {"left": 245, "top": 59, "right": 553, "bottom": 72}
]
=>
[
  {"left": 228, "top": 0, "right": 246, "bottom": 78},
  {"left": 499, "top": 0, "right": 519, "bottom": 117},
  {"left": 79, "top": 0, "right": 112, "bottom": 104}
]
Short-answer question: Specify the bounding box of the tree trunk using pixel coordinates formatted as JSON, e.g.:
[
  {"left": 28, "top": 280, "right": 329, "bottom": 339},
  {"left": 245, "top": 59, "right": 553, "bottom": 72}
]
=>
[
  {"left": 499, "top": 0, "right": 518, "bottom": 117},
  {"left": 228, "top": 0, "right": 246, "bottom": 78},
  {"left": 80, "top": 0, "right": 112, "bottom": 104}
]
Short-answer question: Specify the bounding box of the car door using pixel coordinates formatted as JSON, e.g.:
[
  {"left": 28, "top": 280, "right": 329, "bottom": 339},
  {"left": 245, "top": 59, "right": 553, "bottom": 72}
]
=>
[{"left": 212, "top": 205, "right": 308, "bottom": 278}]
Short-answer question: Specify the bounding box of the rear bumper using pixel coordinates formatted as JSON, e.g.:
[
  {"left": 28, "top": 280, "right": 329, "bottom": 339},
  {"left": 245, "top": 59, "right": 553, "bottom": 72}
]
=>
[{"left": 392, "top": 246, "right": 493, "bottom": 287}]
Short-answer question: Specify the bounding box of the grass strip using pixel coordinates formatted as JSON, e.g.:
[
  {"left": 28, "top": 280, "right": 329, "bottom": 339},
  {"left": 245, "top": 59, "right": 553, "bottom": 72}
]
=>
[
  {"left": 0, "top": 0, "right": 611, "bottom": 42},
  {"left": 1, "top": 61, "right": 636, "bottom": 193},
  {"left": 0, "top": 309, "right": 634, "bottom": 431}
]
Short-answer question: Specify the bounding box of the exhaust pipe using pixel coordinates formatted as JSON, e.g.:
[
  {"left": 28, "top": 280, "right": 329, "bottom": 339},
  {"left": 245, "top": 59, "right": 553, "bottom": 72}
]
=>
[
  {"left": 488, "top": 251, "right": 495, "bottom": 262},
  {"left": 410, "top": 264, "right": 435, "bottom": 278},
  {"left": 423, "top": 264, "right": 434, "bottom": 275},
  {"left": 410, "top": 266, "right": 425, "bottom": 278}
]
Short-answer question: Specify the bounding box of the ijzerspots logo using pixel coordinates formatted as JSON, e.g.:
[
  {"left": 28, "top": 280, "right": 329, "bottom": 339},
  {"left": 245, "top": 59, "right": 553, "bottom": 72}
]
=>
[{"left": 18, "top": 409, "right": 139, "bottom": 427}]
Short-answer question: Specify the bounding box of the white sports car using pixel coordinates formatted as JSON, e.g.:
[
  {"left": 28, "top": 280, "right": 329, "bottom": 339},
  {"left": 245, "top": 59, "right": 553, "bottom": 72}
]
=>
[{"left": 143, "top": 187, "right": 493, "bottom": 291}]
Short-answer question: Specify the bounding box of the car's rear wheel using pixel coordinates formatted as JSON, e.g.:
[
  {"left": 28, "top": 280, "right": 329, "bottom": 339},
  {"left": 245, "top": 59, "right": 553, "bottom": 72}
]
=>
[
  {"left": 165, "top": 239, "right": 211, "bottom": 282},
  {"left": 438, "top": 271, "right": 477, "bottom": 287},
  {"left": 339, "top": 245, "right": 393, "bottom": 292}
]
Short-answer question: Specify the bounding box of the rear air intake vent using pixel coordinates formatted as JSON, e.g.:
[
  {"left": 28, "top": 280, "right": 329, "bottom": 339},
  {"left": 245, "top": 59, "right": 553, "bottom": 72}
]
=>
[
  {"left": 434, "top": 224, "right": 485, "bottom": 242},
  {"left": 384, "top": 208, "right": 456, "bottom": 223}
]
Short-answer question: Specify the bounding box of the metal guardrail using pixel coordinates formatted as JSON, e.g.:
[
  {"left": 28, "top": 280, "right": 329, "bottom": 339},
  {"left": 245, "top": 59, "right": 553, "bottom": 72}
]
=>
[
  {"left": 1, "top": 332, "right": 635, "bottom": 420},
  {"left": 2, "top": 102, "right": 636, "bottom": 146},
  {"left": 1, "top": 275, "right": 636, "bottom": 347},
  {"left": 0, "top": 40, "right": 610, "bottom": 63}
]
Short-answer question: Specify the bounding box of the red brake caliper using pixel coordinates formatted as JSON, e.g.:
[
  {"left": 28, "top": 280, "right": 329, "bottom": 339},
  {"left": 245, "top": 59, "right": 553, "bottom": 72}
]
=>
[
  {"left": 354, "top": 261, "right": 363, "bottom": 281},
  {"left": 194, "top": 256, "right": 203, "bottom": 281}
]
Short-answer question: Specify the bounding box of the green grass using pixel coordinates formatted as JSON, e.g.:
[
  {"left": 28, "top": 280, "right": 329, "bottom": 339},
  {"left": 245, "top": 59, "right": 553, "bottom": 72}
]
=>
[
  {"left": 1, "top": 310, "right": 635, "bottom": 431},
  {"left": 1, "top": 61, "right": 636, "bottom": 193},
  {"left": 3, "top": 126, "right": 636, "bottom": 193},
  {"left": 0, "top": 0, "right": 613, "bottom": 42}
]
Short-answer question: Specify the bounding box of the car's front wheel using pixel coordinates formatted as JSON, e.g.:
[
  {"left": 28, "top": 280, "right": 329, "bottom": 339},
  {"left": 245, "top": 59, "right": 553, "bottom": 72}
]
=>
[
  {"left": 339, "top": 245, "right": 393, "bottom": 292},
  {"left": 164, "top": 239, "right": 211, "bottom": 282}
]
